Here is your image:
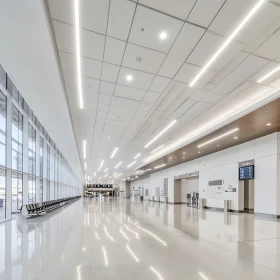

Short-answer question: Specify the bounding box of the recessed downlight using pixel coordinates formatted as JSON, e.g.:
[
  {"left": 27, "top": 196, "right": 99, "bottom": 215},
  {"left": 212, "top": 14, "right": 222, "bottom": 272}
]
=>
[
  {"left": 234, "top": 137, "right": 238, "bottom": 140},
  {"left": 159, "top": 31, "right": 167, "bottom": 40},
  {"left": 115, "top": 161, "right": 123, "bottom": 169},
  {"left": 154, "top": 164, "right": 166, "bottom": 169},
  {"left": 267, "top": 123, "right": 271, "bottom": 126},
  {"left": 126, "top": 75, "right": 133, "bottom": 81}
]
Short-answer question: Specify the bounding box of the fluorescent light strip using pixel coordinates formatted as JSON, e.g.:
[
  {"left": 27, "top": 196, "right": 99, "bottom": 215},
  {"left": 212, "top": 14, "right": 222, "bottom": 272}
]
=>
[
  {"left": 151, "top": 145, "right": 165, "bottom": 154},
  {"left": 154, "top": 164, "right": 166, "bottom": 169},
  {"left": 99, "top": 160, "right": 104, "bottom": 169},
  {"left": 110, "top": 147, "right": 118, "bottom": 159},
  {"left": 145, "top": 120, "right": 177, "bottom": 148},
  {"left": 126, "top": 245, "right": 139, "bottom": 262},
  {"left": 83, "top": 140, "right": 86, "bottom": 159},
  {"left": 84, "top": 162, "right": 87, "bottom": 170},
  {"left": 120, "top": 228, "right": 130, "bottom": 241},
  {"left": 127, "top": 161, "right": 136, "bottom": 168},
  {"left": 149, "top": 266, "right": 164, "bottom": 280},
  {"left": 198, "top": 272, "right": 210, "bottom": 280},
  {"left": 257, "top": 65, "right": 280, "bottom": 83},
  {"left": 115, "top": 173, "right": 122, "bottom": 178},
  {"left": 74, "top": 0, "right": 83, "bottom": 109},
  {"left": 104, "top": 173, "right": 108, "bottom": 178},
  {"left": 189, "top": 0, "right": 265, "bottom": 87},
  {"left": 115, "top": 161, "right": 122, "bottom": 169},
  {"left": 197, "top": 128, "right": 239, "bottom": 148},
  {"left": 137, "top": 226, "right": 167, "bottom": 246},
  {"left": 104, "top": 168, "right": 108, "bottom": 172},
  {"left": 134, "top": 153, "right": 141, "bottom": 159}
]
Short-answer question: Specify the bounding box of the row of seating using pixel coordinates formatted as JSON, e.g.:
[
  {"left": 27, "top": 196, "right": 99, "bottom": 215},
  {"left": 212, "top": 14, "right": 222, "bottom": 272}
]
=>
[{"left": 22, "top": 196, "right": 81, "bottom": 217}]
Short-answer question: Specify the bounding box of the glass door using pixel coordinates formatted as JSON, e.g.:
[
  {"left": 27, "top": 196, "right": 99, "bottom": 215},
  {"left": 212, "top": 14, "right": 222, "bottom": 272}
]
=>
[{"left": 12, "top": 172, "right": 23, "bottom": 214}]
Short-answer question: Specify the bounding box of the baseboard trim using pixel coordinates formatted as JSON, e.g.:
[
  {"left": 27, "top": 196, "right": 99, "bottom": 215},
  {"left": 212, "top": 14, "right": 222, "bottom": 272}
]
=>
[
  {"left": 254, "top": 212, "right": 280, "bottom": 219},
  {"left": 204, "top": 207, "right": 245, "bottom": 213}
]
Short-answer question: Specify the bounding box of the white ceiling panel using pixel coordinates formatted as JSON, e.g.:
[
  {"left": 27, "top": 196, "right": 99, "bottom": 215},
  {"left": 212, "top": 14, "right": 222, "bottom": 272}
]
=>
[
  {"left": 98, "top": 94, "right": 112, "bottom": 105},
  {"left": 170, "top": 23, "right": 205, "bottom": 59},
  {"left": 122, "top": 43, "right": 166, "bottom": 74},
  {"left": 96, "top": 118, "right": 106, "bottom": 124},
  {"left": 104, "top": 37, "right": 126, "bottom": 65},
  {"left": 107, "top": 0, "right": 136, "bottom": 41},
  {"left": 175, "top": 63, "right": 216, "bottom": 88},
  {"left": 184, "top": 101, "right": 212, "bottom": 117},
  {"left": 129, "top": 6, "right": 183, "bottom": 53},
  {"left": 111, "top": 96, "right": 140, "bottom": 110},
  {"left": 254, "top": 29, "right": 280, "bottom": 60},
  {"left": 100, "top": 81, "right": 115, "bottom": 95},
  {"left": 158, "top": 55, "right": 185, "bottom": 78},
  {"left": 96, "top": 111, "right": 107, "bottom": 119},
  {"left": 250, "top": 61, "right": 280, "bottom": 85},
  {"left": 143, "top": 91, "right": 161, "bottom": 103},
  {"left": 176, "top": 100, "right": 196, "bottom": 114},
  {"left": 48, "top": 0, "right": 74, "bottom": 24},
  {"left": 117, "top": 67, "right": 154, "bottom": 90},
  {"left": 138, "top": 102, "right": 154, "bottom": 112},
  {"left": 114, "top": 84, "right": 146, "bottom": 101},
  {"left": 213, "top": 55, "right": 269, "bottom": 94},
  {"left": 107, "top": 113, "right": 132, "bottom": 123},
  {"left": 98, "top": 103, "right": 110, "bottom": 113},
  {"left": 189, "top": 89, "right": 225, "bottom": 104},
  {"left": 188, "top": 0, "right": 226, "bottom": 28},
  {"left": 139, "top": 0, "right": 196, "bottom": 20},
  {"left": 149, "top": 76, "right": 171, "bottom": 93},
  {"left": 82, "top": 57, "right": 103, "bottom": 79},
  {"left": 101, "top": 63, "right": 120, "bottom": 83},
  {"left": 187, "top": 31, "right": 244, "bottom": 72},
  {"left": 109, "top": 106, "right": 136, "bottom": 117},
  {"left": 160, "top": 98, "right": 186, "bottom": 119},
  {"left": 106, "top": 119, "right": 128, "bottom": 128}
]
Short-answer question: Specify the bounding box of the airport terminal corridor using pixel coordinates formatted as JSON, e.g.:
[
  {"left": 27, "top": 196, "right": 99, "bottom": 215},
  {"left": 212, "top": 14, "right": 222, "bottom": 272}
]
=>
[{"left": 1, "top": 197, "right": 280, "bottom": 280}]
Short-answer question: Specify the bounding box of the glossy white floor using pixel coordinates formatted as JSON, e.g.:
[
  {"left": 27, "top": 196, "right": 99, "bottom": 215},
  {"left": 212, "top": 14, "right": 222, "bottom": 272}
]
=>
[{"left": 1, "top": 198, "right": 280, "bottom": 280}]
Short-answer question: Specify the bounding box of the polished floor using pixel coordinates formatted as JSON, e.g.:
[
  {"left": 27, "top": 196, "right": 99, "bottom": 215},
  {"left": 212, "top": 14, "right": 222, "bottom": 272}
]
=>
[{"left": 1, "top": 198, "right": 280, "bottom": 279}]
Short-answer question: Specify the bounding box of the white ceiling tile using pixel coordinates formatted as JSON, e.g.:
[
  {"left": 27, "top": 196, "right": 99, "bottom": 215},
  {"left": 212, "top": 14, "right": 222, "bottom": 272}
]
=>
[
  {"left": 187, "top": 31, "right": 244, "bottom": 72},
  {"left": 111, "top": 96, "right": 140, "bottom": 110},
  {"left": 104, "top": 37, "right": 126, "bottom": 65},
  {"left": 178, "top": 114, "right": 195, "bottom": 124},
  {"left": 203, "top": 83, "right": 216, "bottom": 91},
  {"left": 109, "top": 105, "right": 136, "bottom": 117},
  {"left": 145, "top": 123, "right": 160, "bottom": 133},
  {"left": 250, "top": 61, "right": 280, "bottom": 85},
  {"left": 189, "top": 90, "right": 225, "bottom": 104},
  {"left": 138, "top": 102, "right": 154, "bottom": 112},
  {"left": 48, "top": 0, "right": 74, "bottom": 24},
  {"left": 107, "top": 113, "right": 132, "bottom": 123},
  {"left": 158, "top": 55, "right": 185, "bottom": 78},
  {"left": 96, "top": 111, "right": 107, "bottom": 119},
  {"left": 188, "top": 0, "right": 226, "bottom": 28},
  {"left": 129, "top": 6, "right": 183, "bottom": 53},
  {"left": 83, "top": 100, "right": 98, "bottom": 111},
  {"left": 117, "top": 67, "right": 154, "bottom": 90},
  {"left": 98, "top": 94, "right": 112, "bottom": 105},
  {"left": 254, "top": 29, "right": 280, "bottom": 60},
  {"left": 170, "top": 23, "right": 205, "bottom": 59},
  {"left": 143, "top": 91, "right": 161, "bottom": 103},
  {"left": 114, "top": 84, "right": 146, "bottom": 101},
  {"left": 101, "top": 63, "right": 120, "bottom": 83},
  {"left": 80, "top": 0, "right": 110, "bottom": 34},
  {"left": 139, "top": 0, "right": 196, "bottom": 20},
  {"left": 176, "top": 99, "right": 196, "bottom": 114},
  {"left": 82, "top": 57, "right": 103, "bottom": 79},
  {"left": 122, "top": 44, "right": 166, "bottom": 74},
  {"left": 98, "top": 103, "right": 109, "bottom": 113},
  {"left": 175, "top": 63, "right": 216, "bottom": 88},
  {"left": 106, "top": 119, "right": 128, "bottom": 128},
  {"left": 184, "top": 102, "right": 212, "bottom": 117},
  {"left": 107, "top": 0, "right": 136, "bottom": 41},
  {"left": 210, "top": 52, "right": 249, "bottom": 84},
  {"left": 213, "top": 55, "right": 269, "bottom": 94},
  {"left": 149, "top": 76, "right": 171, "bottom": 93},
  {"left": 160, "top": 98, "right": 185, "bottom": 119},
  {"left": 100, "top": 81, "right": 115, "bottom": 95},
  {"left": 134, "top": 110, "right": 148, "bottom": 120},
  {"left": 96, "top": 118, "right": 106, "bottom": 125},
  {"left": 178, "top": 86, "right": 195, "bottom": 99}
]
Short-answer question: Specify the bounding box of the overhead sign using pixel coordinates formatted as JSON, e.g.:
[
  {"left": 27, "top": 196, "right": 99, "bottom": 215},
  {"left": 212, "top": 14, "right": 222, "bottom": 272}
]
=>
[
  {"left": 174, "top": 171, "right": 199, "bottom": 180},
  {"left": 87, "top": 184, "right": 113, "bottom": 188}
]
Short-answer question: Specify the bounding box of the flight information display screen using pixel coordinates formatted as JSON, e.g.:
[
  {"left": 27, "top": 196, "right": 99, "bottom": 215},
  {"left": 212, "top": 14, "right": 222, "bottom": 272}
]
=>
[
  {"left": 87, "top": 184, "right": 113, "bottom": 188},
  {"left": 239, "top": 165, "right": 254, "bottom": 180}
]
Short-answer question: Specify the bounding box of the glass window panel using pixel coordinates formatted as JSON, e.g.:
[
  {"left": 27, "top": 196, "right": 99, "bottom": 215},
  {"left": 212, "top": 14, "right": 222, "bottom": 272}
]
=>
[
  {"left": 12, "top": 172, "right": 23, "bottom": 213},
  {"left": 0, "top": 169, "right": 6, "bottom": 222},
  {"left": 0, "top": 91, "right": 6, "bottom": 134},
  {"left": 0, "top": 64, "right": 6, "bottom": 88},
  {"left": 28, "top": 176, "right": 35, "bottom": 204}
]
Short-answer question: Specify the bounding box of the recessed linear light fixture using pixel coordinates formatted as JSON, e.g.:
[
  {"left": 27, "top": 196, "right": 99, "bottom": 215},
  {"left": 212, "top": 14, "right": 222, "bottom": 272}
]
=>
[
  {"left": 115, "top": 161, "right": 123, "bottom": 168},
  {"left": 110, "top": 147, "right": 118, "bottom": 159},
  {"left": 99, "top": 160, "right": 104, "bottom": 169},
  {"left": 189, "top": 0, "right": 265, "bottom": 87},
  {"left": 104, "top": 173, "right": 108, "bottom": 178},
  {"left": 84, "top": 162, "right": 87, "bottom": 170},
  {"left": 267, "top": 123, "right": 272, "bottom": 126},
  {"left": 104, "top": 168, "right": 108, "bottom": 172},
  {"left": 145, "top": 120, "right": 177, "bottom": 148},
  {"left": 197, "top": 128, "right": 239, "bottom": 148},
  {"left": 134, "top": 153, "right": 141, "bottom": 159},
  {"left": 257, "top": 65, "right": 280, "bottom": 83},
  {"left": 74, "top": 0, "right": 83, "bottom": 109},
  {"left": 151, "top": 145, "right": 165, "bottom": 154},
  {"left": 115, "top": 173, "right": 122, "bottom": 178},
  {"left": 127, "top": 161, "right": 136, "bottom": 168},
  {"left": 83, "top": 140, "right": 86, "bottom": 159},
  {"left": 154, "top": 164, "right": 166, "bottom": 169},
  {"left": 94, "top": 172, "right": 96, "bottom": 176}
]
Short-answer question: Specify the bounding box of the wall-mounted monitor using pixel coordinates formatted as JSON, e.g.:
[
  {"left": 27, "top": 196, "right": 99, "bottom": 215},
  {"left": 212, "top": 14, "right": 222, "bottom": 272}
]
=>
[
  {"left": 87, "top": 184, "right": 113, "bottom": 188},
  {"left": 239, "top": 165, "right": 254, "bottom": 180}
]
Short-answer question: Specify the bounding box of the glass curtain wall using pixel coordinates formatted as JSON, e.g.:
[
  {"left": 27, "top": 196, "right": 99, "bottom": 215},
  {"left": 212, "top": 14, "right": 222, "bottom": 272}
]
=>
[
  {"left": 39, "top": 137, "right": 44, "bottom": 201},
  {"left": 28, "top": 124, "right": 36, "bottom": 203},
  {"left": 11, "top": 172, "right": 22, "bottom": 213}
]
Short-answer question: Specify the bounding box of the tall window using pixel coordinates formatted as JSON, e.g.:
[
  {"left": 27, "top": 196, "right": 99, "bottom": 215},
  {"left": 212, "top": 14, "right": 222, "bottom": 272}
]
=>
[
  {"left": 0, "top": 168, "right": 6, "bottom": 222},
  {"left": 40, "top": 137, "right": 44, "bottom": 178},
  {"left": 0, "top": 91, "right": 6, "bottom": 167},
  {"left": 28, "top": 175, "right": 35, "bottom": 204},
  {"left": 11, "top": 172, "right": 22, "bottom": 213},
  {"left": 46, "top": 145, "right": 50, "bottom": 200},
  {"left": 11, "top": 105, "right": 23, "bottom": 171},
  {"left": 28, "top": 124, "right": 36, "bottom": 175},
  {"left": 39, "top": 179, "right": 43, "bottom": 202}
]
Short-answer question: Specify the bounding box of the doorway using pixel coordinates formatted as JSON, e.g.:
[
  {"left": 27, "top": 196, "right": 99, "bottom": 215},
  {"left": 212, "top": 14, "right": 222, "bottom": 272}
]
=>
[{"left": 244, "top": 180, "right": 254, "bottom": 213}]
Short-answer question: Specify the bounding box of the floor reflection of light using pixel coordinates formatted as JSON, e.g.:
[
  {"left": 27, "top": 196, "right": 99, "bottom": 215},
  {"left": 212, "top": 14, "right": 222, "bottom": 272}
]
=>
[
  {"left": 120, "top": 228, "right": 130, "bottom": 241},
  {"left": 95, "top": 231, "right": 101, "bottom": 240},
  {"left": 137, "top": 226, "right": 167, "bottom": 246},
  {"left": 82, "top": 247, "right": 86, "bottom": 252},
  {"left": 126, "top": 245, "right": 139, "bottom": 262},
  {"left": 77, "top": 265, "right": 82, "bottom": 280},
  {"left": 198, "top": 272, "right": 210, "bottom": 280},
  {"left": 104, "top": 227, "right": 115, "bottom": 242},
  {"left": 102, "top": 246, "right": 108, "bottom": 267},
  {"left": 124, "top": 225, "right": 140, "bottom": 239},
  {"left": 149, "top": 266, "right": 164, "bottom": 280}
]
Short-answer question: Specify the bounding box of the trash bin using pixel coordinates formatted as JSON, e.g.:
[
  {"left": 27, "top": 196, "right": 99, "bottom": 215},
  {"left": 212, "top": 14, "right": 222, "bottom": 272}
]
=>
[
  {"left": 224, "top": 200, "right": 231, "bottom": 212},
  {"left": 199, "top": 198, "right": 206, "bottom": 209}
]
